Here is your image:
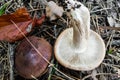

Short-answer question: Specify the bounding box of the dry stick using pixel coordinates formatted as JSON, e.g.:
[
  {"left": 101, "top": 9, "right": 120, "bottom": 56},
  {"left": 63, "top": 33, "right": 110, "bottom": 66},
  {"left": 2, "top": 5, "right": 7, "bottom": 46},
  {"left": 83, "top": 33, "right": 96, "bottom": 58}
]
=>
[
  {"left": 48, "top": 58, "right": 55, "bottom": 80},
  {"left": 90, "top": 8, "right": 111, "bottom": 13},
  {"left": 4, "top": 0, "right": 13, "bottom": 13},
  {"left": 99, "top": 26, "right": 120, "bottom": 31},
  {"left": 108, "top": 30, "right": 115, "bottom": 49},
  {"left": 99, "top": 0, "right": 109, "bottom": 14},
  {"left": 108, "top": 54, "right": 120, "bottom": 61},
  {"left": 62, "top": 72, "right": 81, "bottom": 80},
  {"left": 105, "top": 30, "right": 115, "bottom": 50},
  {"left": 38, "top": 0, "right": 48, "bottom": 5},
  {"left": 92, "top": 16, "right": 97, "bottom": 32},
  {"left": 102, "top": 62, "right": 119, "bottom": 70},
  {"left": 31, "top": 75, "right": 38, "bottom": 80},
  {"left": 82, "top": 73, "right": 118, "bottom": 80},
  {"left": 28, "top": 2, "right": 34, "bottom": 10},
  {"left": 8, "top": 43, "right": 14, "bottom": 80},
  {"left": 96, "top": 16, "right": 100, "bottom": 35},
  {"left": 45, "top": 31, "right": 56, "bottom": 39},
  {"left": 28, "top": 9, "right": 40, "bottom": 12},
  {"left": 52, "top": 75, "right": 65, "bottom": 80},
  {"left": 48, "top": 25, "right": 57, "bottom": 80},
  {"left": 10, "top": 20, "right": 74, "bottom": 80},
  {"left": 56, "top": 14, "right": 68, "bottom": 24},
  {"left": 114, "top": 18, "right": 120, "bottom": 22}
]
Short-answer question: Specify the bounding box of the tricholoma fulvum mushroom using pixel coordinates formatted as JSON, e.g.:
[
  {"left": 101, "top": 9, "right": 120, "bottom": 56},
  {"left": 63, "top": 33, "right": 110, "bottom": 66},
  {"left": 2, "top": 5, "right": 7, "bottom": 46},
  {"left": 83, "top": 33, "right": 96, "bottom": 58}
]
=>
[
  {"left": 54, "top": 0, "right": 105, "bottom": 71},
  {"left": 15, "top": 36, "right": 52, "bottom": 79}
]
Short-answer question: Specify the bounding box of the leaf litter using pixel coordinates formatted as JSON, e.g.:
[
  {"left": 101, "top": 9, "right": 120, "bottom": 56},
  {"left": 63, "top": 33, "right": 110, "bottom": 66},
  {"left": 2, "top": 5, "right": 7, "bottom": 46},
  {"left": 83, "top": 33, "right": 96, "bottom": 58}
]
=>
[{"left": 0, "top": 0, "right": 120, "bottom": 80}]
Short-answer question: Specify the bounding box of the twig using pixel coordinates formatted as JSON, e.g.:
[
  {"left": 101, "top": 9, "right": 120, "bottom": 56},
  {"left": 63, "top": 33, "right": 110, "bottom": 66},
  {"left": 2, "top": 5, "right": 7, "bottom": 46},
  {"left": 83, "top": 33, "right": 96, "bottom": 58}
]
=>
[
  {"left": 102, "top": 62, "right": 120, "bottom": 69},
  {"left": 52, "top": 75, "right": 66, "bottom": 80},
  {"left": 47, "top": 25, "right": 58, "bottom": 80},
  {"left": 28, "top": 9, "right": 40, "bottom": 12},
  {"left": 38, "top": 0, "right": 48, "bottom": 5},
  {"left": 56, "top": 14, "right": 68, "bottom": 24},
  {"left": 28, "top": 3, "right": 34, "bottom": 10},
  {"left": 92, "top": 16, "right": 97, "bottom": 32},
  {"left": 108, "top": 54, "right": 120, "bottom": 61},
  {"left": 31, "top": 75, "right": 38, "bottom": 80},
  {"left": 54, "top": 25, "right": 57, "bottom": 38},
  {"left": 50, "top": 65, "right": 75, "bottom": 80},
  {"left": 99, "top": 26, "right": 120, "bottom": 31},
  {"left": 95, "top": 16, "right": 100, "bottom": 34},
  {"left": 7, "top": 43, "right": 14, "bottom": 80},
  {"left": 90, "top": 8, "right": 111, "bottom": 13},
  {"left": 45, "top": 31, "right": 56, "bottom": 39},
  {"left": 82, "top": 73, "right": 118, "bottom": 80},
  {"left": 106, "top": 30, "right": 115, "bottom": 50},
  {"left": 48, "top": 58, "right": 55, "bottom": 80},
  {"left": 11, "top": 20, "right": 75, "bottom": 80}
]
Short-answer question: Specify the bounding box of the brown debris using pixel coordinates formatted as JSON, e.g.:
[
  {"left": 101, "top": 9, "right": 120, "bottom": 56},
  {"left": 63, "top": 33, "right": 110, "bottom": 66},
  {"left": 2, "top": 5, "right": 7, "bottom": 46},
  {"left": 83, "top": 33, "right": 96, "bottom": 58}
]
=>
[{"left": 0, "top": 8, "right": 45, "bottom": 42}]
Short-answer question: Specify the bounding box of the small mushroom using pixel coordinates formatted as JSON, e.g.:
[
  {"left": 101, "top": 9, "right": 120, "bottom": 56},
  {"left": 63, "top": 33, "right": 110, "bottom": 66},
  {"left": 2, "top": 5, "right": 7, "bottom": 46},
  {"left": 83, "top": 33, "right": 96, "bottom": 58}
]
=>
[
  {"left": 15, "top": 36, "right": 52, "bottom": 79},
  {"left": 46, "top": 1, "right": 64, "bottom": 20},
  {"left": 54, "top": 0, "right": 105, "bottom": 71}
]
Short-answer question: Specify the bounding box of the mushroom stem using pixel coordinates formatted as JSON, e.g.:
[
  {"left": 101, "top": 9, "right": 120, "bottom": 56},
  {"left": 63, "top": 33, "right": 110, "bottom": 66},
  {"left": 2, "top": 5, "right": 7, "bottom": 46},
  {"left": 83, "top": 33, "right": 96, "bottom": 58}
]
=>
[
  {"left": 72, "top": 20, "right": 86, "bottom": 51},
  {"left": 54, "top": 0, "right": 105, "bottom": 71},
  {"left": 70, "top": 8, "right": 90, "bottom": 52}
]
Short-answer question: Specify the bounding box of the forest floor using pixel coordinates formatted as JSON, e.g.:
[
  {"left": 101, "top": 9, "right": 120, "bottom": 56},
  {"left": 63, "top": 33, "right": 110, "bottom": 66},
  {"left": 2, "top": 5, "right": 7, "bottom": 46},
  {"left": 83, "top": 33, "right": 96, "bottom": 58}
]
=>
[{"left": 0, "top": 0, "right": 120, "bottom": 80}]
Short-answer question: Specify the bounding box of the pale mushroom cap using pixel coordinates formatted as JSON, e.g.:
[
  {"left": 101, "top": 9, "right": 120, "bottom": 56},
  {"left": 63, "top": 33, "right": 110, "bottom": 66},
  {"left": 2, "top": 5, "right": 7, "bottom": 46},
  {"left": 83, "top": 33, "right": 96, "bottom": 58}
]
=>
[{"left": 54, "top": 28, "right": 105, "bottom": 71}]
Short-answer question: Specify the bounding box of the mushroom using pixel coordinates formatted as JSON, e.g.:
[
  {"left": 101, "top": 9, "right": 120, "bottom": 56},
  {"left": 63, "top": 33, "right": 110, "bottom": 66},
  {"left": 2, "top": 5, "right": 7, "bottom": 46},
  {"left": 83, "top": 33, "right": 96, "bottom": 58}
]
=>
[
  {"left": 15, "top": 36, "right": 52, "bottom": 79},
  {"left": 54, "top": 0, "right": 105, "bottom": 71},
  {"left": 46, "top": 1, "right": 64, "bottom": 20}
]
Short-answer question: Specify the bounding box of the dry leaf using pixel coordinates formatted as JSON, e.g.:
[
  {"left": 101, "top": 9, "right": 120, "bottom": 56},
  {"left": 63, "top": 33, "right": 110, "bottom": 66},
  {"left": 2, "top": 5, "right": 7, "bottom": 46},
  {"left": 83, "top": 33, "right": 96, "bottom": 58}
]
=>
[
  {"left": 0, "top": 7, "right": 45, "bottom": 42},
  {"left": 0, "top": 20, "right": 33, "bottom": 42},
  {"left": 0, "top": 8, "right": 31, "bottom": 27}
]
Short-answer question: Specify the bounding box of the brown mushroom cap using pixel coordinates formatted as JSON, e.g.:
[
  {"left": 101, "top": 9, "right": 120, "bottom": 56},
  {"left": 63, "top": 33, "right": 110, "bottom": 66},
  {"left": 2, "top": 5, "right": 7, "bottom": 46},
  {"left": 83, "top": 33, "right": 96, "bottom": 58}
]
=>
[
  {"left": 54, "top": 28, "right": 105, "bottom": 71},
  {"left": 15, "top": 36, "right": 52, "bottom": 79}
]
